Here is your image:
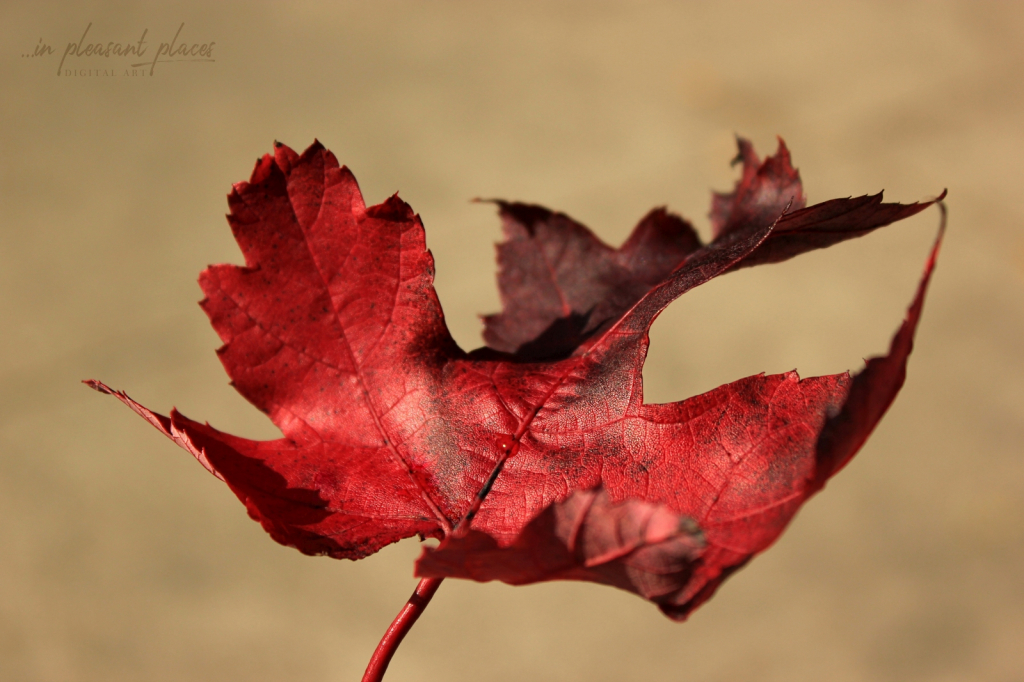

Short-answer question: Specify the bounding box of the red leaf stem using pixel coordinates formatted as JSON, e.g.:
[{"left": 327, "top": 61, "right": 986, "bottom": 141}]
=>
[{"left": 361, "top": 577, "right": 444, "bottom": 682}]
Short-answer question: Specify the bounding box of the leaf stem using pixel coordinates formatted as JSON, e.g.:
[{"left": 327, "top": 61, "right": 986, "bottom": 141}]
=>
[
  {"left": 362, "top": 437, "right": 516, "bottom": 681},
  {"left": 361, "top": 577, "right": 444, "bottom": 682}
]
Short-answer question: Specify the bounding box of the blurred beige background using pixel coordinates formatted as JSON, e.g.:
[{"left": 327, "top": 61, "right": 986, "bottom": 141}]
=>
[{"left": 2, "top": 1, "right": 1022, "bottom": 681}]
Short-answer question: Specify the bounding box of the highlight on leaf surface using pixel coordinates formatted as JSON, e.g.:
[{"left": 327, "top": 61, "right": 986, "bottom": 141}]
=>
[{"left": 87, "top": 136, "right": 944, "bottom": 621}]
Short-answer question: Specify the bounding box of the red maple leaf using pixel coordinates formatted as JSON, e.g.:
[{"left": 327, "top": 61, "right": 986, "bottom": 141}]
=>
[{"left": 87, "top": 138, "right": 943, "bottom": 663}]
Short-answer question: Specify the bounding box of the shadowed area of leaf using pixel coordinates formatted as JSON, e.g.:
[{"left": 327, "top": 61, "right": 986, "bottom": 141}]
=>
[
  {"left": 480, "top": 138, "right": 941, "bottom": 358},
  {"left": 417, "top": 488, "right": 706, "bottom": 613}
]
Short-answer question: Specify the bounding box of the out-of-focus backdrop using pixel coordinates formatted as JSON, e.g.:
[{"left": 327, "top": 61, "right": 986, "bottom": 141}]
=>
[{"left": 2, "top": 2, "right": 1022, "bottom": 681}]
